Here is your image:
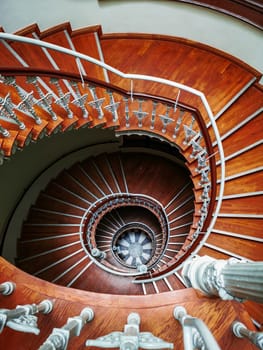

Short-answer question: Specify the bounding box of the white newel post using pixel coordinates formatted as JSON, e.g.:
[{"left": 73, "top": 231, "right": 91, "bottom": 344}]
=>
[{"left": 182, "top": 255, "right": 263, "bottom": 303}]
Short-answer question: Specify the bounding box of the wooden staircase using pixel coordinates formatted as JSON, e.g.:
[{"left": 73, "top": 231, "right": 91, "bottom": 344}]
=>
[
  {"left": 16, "top": 152, "right": 193, "bottom": 295},
  {"left": 0, "top": 22, "right": 262, "bottom": 348}
]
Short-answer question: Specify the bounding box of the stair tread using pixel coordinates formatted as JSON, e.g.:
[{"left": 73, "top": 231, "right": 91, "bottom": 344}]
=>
[
  {"left": 71, "top": 25, "right": 107, "bottom": 81},
  {"left": 100, "top": 36, "right": 257, "bottom": 117}
]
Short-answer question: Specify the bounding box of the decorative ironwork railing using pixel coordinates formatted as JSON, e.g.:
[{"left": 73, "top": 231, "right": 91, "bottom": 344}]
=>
[
  {"left": 86, "top": 312, "right": 174, "bottom": 349},
  {"left": 0, "top": 299, "right": 53, "bottom": 335},
  {"left": 82, "top": 192, "right": 169, "bottom": 276},
  {"left": 39, "top": 307, "right": 94, "bottom": 350}
]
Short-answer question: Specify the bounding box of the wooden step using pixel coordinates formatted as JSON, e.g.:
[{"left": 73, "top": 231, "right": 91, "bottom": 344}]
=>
[
  {"left": 213, "top": 217, "right": 263, "bottom": 238},
  {"left": 43, "top": 181, "right": 92, "bottom": 209},
  {"left": 78, "top": 158, "right": 114, "bottom": 198},
  {"left": 71, "top": 25, "right": 108, "bottom": 81},
  {"left": 25, "top": 206, "right": 83, "bottom": 225},
  {"left": 16, "top": 241, "right": 83, "bottom": 274},
  {"left": 34, "top": 249, "right": 88, "bottom": 283},
  {"left": 100, "top": 35, "right": 259, "bottom": 117},
  {"left": 205, "top": 233, "right": 262, "bottom": 261},
  {"left": 222, "top": 171, "right": 262, "bottom": 196},
  {"left": 17, "top": 234, "right": 80, "bottom": 257},
  {"left": 0, "top": 130, "right": 18, "bottom": 156},
  {"left": 209, "top": 85, "right": 263, "bottom": 146},
  {"left": 215, "top": 110, "right": 262, "bottom": 159},
  {"left": 219, "top": 195, "right": 262, "bottom": 215},
  {"left": 39, "top": 22, "right": 81, "bottom": 75},
  {"left": 0, "top": 120, "right": 32, "bottom": 149},
  {"left": 49, "top": 168, "right": 100, "bottom": 203},
  {"left": 69, "top": 262, "right": 143, "bottom": 295},
  {"left": 120, "top": 152, "right": 191, "bottom": 206},
  {"left": 0, "top": 28, "right": 26, "bottom": 67},
  {"left": 142, "top": 272, "right": 185, "bottom": 294},
  {"left": 33, "top": 192, "right": 87, "bottom": 217},
  {"left": 216, "top": 144, "right": 262, "bottom": 180},
  {"left": 10, "top": 24, "right": 56, "bottom": 70}
]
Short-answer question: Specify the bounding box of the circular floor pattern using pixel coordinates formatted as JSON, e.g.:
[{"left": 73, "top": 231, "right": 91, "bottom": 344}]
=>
[{"left": 114, "top": 229, "right": 153, "bottom": 268}]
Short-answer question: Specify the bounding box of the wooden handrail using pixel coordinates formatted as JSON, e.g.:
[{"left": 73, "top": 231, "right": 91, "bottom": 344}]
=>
[{"left": 170, "top": 0, "right": 263, "bottom": 30}]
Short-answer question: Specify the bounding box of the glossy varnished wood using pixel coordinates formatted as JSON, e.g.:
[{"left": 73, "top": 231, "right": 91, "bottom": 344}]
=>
[
  {"left": 100, "top": 34, "right": 260, "bottom": 118},
  {"left": 17, "top": 152, "right": 194, "bottom": 295},
  {"left": 0, "top": 257, "right": 258, "bottom": 350}
]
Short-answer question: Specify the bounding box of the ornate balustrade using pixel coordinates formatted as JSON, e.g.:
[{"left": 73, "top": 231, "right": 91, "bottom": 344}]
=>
[
  {"left": 0, "top": 68, "right": 217, "bottom": 248},
  {"left": 39, "top": 307, "right": 94, "bottom": 350},
  {"left": 86, "top": 312, "right": 174, "bottom": 349},
  {"left": 0, "top": 299, "right": 53, "bottom": 335},
  {"left": 0, "top": 34, "right": 226, "bottom": 284},
  {"left": 0, "top": 257, "right": 259, "bottom": 350}
]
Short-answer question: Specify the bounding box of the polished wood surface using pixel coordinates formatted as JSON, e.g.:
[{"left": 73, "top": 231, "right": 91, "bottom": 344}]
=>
[
  {"left": 100, "top": 34, "right": 259, "bottom": 117},
  {"left": 16, "top": 152, "right": 193, "bottom": 295},
  {"left": 0, "top": 257, "right": 258, "bottom": 350}
]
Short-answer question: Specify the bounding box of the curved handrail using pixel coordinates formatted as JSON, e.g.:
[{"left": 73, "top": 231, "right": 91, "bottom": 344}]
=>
[
  {"left": 79, "top": 192, "right": 170, "bottom": 277},
  {"left": 85, "top": 194, "right": 169, "bottom": 270},
  {"left": 0, "top": 67, "right": 218, "bottom": 237},
  {"left": 0, "top": 66, "right": 201, "bottom": 114},
  {"left": 170, "top": 0, "right": 263, "bottom": 30},
  {"left": 0, "top": 33, "right": 225, "bottom": 279},
  {"left": 85, "top": 193, "right": 168, "bottom": 246}
]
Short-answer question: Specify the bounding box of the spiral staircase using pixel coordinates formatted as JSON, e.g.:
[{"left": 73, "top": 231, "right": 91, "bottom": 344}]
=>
[{"left": 0, "top": 21, "right": 262, "bottom": 349}]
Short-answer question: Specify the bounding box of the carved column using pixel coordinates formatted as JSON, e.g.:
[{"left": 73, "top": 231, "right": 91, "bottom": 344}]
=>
[{"left": 182, "top": 255, "right": 263, "bottom": 302}]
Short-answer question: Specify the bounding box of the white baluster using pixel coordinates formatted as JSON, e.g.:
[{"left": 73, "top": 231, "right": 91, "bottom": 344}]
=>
[
  {"left": 232, "top": 321, "right": 263, "bottom": 350},
  {"left": 174, "top": 306, "right": 221, "bottom": 350},
  {"left": 39, "top": 307, "right": 94, "bottom": 350}
]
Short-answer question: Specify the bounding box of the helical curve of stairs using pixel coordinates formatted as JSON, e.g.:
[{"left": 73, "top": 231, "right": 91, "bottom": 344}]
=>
[
  {"left": 16, "top": 151, "right": 195, "bottom": 295},
  {"left": 0, "top": 22, "right": 262, "bottom": 349}
]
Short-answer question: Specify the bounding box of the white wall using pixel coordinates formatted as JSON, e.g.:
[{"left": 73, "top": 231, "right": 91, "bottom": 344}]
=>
[
  {"left": 0, "top": 126, "right": 118, "bottom": 255},
  {"left": 0, "top": 0, "right": 262, "bottom": 72}
]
